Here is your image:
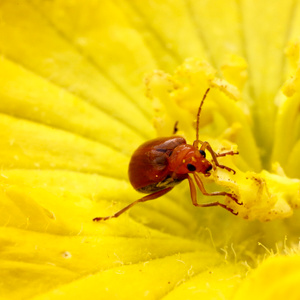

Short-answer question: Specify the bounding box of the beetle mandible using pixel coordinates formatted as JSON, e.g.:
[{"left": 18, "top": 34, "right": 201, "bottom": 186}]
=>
[{"left": 93, "top": 88, "right": 240, "bottom": 221}]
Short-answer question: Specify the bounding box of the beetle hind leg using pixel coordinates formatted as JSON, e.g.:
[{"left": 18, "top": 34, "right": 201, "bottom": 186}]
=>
[{"left": 93, "top": 187, "right": 173, "bottom": 222}]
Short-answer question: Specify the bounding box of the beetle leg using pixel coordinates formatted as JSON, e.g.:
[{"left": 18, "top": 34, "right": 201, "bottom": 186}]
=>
[
  {"left": 93, "top": 187, "right": 173, "bottom": 222},
  {"left": 193, "top": 172, "right": 241, "bottom": 204},
  {"left": 187, "top": 174, "right": 240, "bottom": 215},
  {"left": 192, "top": 139, "right": 203, "bottom": 148},
  {"left": 215, "top": 150, "right": 239, "bottom": 157},
  {"left": 200, "top": 141, "right": 236, "bottom": 174},
  {"left": 187, "top": 174, "right": 197, "bottom": 203},
  {"left": 173, "top": 121, "right": 179, "bottom": 134}
]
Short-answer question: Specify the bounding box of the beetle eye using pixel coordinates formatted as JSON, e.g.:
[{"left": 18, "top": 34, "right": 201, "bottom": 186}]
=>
[
  {"left": 187, "top": 164, "right": 196, "bottom": 172},
  {"left": 199, "top": 150, "right": 206, "bottom": 158}
]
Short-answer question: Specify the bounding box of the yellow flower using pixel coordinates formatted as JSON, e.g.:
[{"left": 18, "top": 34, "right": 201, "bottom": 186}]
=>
[{"left": 1, "top": 0, "right": 300, "bottom": 299}]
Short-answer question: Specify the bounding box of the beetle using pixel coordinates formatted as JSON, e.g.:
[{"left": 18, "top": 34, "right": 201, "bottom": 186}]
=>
[{"left": 93, "top": 88, "right": 240, "bottom": 221}]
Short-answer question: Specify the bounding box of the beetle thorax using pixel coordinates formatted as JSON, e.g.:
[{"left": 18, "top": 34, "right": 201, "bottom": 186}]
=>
[{"left": 168, "top": 144, "right": 212, "bottom": 175}]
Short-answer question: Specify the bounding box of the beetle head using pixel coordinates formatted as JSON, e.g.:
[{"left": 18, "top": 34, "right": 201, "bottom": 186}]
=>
[{"left": 169, "top": 144, "right": 212, "bottom": 175}]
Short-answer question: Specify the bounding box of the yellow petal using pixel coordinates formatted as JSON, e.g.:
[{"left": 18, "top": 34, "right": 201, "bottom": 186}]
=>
[
  {"left": 1, "top": 0, "right": 300, "bottom": 299},
  {"left": 0, "top": 114, "right": 128, "bottom": 177},
  {"left": 30, "top": 252, "right": 239, "bottom": 300},
  {"left": 234, "top": 255, "right": 300, "bottom": 300},
  {"left": 0, "top": 0, "right": 154, "bottom": 138},
  {"left": 0, "top": 58, "right": 145, "bottom": 154}
]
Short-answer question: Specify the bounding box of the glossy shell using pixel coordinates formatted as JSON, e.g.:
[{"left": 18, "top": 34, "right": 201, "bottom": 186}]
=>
[{"left": 128, "top": 136, "right": 187, "bottom": 193}]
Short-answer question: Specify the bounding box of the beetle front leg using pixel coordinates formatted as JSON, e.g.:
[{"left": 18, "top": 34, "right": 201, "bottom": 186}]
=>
[
  {"left": 200, "top": 141, "right": 237, "bottom": 174},
  {"left": 193, "top": 173, "right": 241, "bottom": 205},
  {"left": 187, "top": 174, "right": 239, "bottom": 215},
  {"left": 215, "top": 150, "right": 239, "bottom": 157}
]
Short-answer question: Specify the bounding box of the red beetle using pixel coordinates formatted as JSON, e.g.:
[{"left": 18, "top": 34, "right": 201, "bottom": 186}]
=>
[{"left": 93, "top": 89, "right": 240, "bottom": 221}]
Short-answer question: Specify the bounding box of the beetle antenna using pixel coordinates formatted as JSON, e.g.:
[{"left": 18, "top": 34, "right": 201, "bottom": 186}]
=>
[{"left": 194, "top": 88, "right": 210, "bottom": 148}]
